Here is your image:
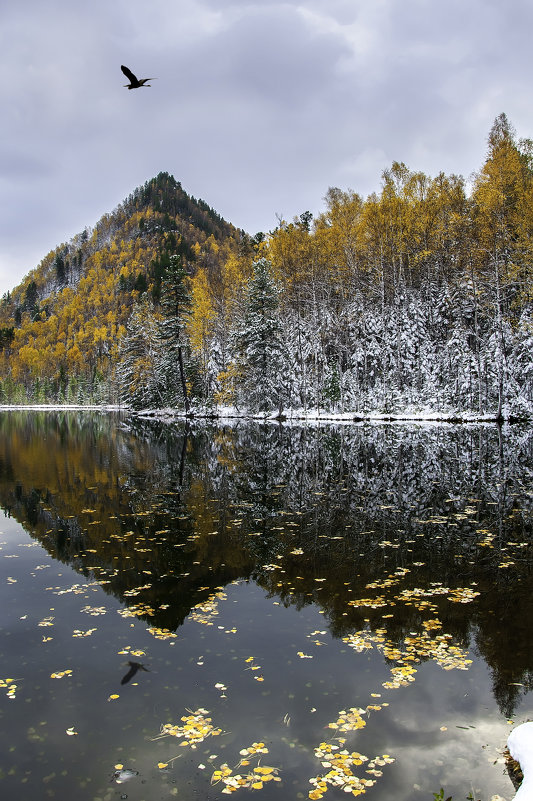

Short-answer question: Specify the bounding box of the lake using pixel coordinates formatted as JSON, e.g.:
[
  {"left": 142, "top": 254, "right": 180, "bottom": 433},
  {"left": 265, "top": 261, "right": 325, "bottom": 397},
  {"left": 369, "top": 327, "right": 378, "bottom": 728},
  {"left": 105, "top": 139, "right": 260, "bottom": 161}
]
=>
[{"left": 0, "top": 411, "right": 532, "bottom": 801}]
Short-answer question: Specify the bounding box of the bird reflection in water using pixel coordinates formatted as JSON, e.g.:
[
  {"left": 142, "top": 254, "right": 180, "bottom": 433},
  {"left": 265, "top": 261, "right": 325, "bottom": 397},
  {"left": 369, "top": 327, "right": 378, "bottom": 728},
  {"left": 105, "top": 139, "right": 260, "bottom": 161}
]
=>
[{"left": 120, "top": 660, "right": 149, "bottom": 685}]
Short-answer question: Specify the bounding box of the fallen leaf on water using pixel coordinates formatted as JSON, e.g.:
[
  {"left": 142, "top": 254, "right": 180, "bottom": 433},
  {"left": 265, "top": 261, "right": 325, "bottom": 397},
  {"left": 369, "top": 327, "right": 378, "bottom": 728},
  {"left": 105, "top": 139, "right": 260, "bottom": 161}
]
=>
[
  {"left": 147, "top": 626, "right": 177, "bottom": 640},
  {"left": 210, "top": 742, "right": 280, "bottom": 794},
  {"left": 0, "top": 678, "right": 17, "bottom": 699},
  {"left": 81, "top": 605, "right": 106, "bottom": 616},
  {"left": 153, "top": 709, "right": 223, "bottom": 751}
]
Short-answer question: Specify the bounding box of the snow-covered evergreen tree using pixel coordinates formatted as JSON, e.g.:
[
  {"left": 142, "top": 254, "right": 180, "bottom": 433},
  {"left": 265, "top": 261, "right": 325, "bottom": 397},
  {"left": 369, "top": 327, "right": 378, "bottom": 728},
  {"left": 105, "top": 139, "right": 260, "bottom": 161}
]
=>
[
  {"left": 158, "top": 255, "right": 193, "bottom": 411},
  {"left": 234, "top": 258, "right": 288, "bottom": 414},
  {"left": 116, "top": 298, "right": 163, "bottom": 409}
]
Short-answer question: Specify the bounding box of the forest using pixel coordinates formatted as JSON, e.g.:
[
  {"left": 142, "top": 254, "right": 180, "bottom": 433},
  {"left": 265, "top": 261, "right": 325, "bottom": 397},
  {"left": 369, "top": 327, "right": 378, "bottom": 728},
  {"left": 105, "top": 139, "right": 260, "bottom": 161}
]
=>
[{"left": 0, "top": 112, "right": 532, "bottom": 418}]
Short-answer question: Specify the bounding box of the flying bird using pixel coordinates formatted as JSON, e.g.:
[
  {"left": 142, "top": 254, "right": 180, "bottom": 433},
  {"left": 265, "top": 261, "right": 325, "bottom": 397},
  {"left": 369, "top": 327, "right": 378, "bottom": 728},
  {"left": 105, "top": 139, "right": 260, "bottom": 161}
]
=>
[
  {"left": 120, "top": 660, "right": 149, "bottom": 685},
  {"left": 121, "top": 65, "right": 155, "bottom": 90}
]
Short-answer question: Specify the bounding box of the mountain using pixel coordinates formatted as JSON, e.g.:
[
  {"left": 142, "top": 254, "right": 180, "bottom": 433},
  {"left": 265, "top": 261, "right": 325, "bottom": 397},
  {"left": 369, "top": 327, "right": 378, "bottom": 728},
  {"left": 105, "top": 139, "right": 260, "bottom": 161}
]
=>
[{"left": 0, "top": 172, "right": 249, "bottom": 403}]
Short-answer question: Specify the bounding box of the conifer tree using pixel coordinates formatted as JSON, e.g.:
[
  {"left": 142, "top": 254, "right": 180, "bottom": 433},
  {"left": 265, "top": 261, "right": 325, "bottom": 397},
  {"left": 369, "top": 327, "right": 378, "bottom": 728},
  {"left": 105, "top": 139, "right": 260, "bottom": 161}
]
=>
[
  {"left": 116, "top": 298, "right": 162, "bottom": 409},
  {"left": 158, "top": 254, "right": 192, "bottom": 411},
  {"left": 234, "top": 258, "right": 287, "bottom": 414},
  {"left": 188, "top": 267, "right": 216, "bottom": 400}
]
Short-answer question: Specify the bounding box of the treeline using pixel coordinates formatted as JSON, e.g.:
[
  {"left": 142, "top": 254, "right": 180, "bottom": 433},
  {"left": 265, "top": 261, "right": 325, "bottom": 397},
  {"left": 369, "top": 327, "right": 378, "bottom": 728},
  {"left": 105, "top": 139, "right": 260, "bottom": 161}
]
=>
[{"left": 1, "top": 115, "right": 533, "bottom": 416}]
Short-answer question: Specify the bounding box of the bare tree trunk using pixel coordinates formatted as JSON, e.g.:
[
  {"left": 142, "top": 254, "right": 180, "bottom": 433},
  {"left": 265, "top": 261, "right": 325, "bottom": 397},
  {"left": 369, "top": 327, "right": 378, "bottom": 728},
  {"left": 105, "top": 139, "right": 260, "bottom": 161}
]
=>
[
  {"left": 178, "top": 345, "right": 189, "bottom": 414},
  {"left": 493, "top": 254, "right": 506, "bottom": 422}
]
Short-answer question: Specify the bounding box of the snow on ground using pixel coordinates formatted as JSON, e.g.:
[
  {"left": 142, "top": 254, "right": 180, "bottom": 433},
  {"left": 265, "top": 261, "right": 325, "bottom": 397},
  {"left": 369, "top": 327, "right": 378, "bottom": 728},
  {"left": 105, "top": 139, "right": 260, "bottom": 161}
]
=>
[
  {"left": 0, "top": 402, "right": 503, "bottom": 424},
  {"left": 133, "top": 403, "right": 501, "bottom": 424},
  {"left": 0, "top": 404, "right": 123, "bottom": 411},
  {"left": 508, "top": 722, "right": 533, "bottom": 800}
]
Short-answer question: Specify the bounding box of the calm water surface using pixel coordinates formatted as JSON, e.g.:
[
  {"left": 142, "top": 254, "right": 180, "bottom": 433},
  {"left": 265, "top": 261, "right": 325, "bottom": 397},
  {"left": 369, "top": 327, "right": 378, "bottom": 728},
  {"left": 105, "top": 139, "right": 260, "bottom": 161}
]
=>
[{"left": 0, "top": 412, "right": 532, "bottom": 801}]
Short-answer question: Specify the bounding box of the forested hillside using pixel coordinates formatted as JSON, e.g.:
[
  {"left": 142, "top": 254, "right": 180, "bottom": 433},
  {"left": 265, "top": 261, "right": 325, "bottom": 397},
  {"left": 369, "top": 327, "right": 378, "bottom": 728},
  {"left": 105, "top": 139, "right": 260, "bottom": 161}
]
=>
[
  {"left": 0, "top": 172, "right": 245, "bottom": 403},
  {"left": 1, "top": 114, "right": 532, "bottom": 417}
]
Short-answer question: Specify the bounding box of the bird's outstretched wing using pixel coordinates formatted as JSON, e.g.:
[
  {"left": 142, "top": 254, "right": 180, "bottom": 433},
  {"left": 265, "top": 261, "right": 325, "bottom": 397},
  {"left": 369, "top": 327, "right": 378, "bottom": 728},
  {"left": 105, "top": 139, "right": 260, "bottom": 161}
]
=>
[
  {"left": 121, "top": 663, "right": 137, "bottom": 685},
  {"left": 121, "top": 660, "right": 149, "bottom": 685},
  {"left": 121, "top": 65, "right": 138, "bottom": 83}
]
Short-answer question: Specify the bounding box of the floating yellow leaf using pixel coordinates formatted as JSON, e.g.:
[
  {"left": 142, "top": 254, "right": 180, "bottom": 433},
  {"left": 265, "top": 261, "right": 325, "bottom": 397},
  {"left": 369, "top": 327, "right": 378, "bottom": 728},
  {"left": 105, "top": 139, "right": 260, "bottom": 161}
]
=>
[
  {"left": 210, "top": 745, "right": 280, "bottom": 794},
  {"left": 72, "top": 628, "right": 97, "bottom": 637},
  {"left": 309, "top": 742, "right": 394, "bottom": 798},
  {"left": 81, "top": 605, "right": 106, "bottom": 616},
  {"left": 50, "top": 669, "right": 73, "bottom": 679},
  {"left": 154, "top": 709, "right": 223, "bottom": 749},
  {"left": 147, "top": 626, "right": 177, "bottom": 640},
  {"left": 0, "top": 677, "right": 17, "bottom": 699}
]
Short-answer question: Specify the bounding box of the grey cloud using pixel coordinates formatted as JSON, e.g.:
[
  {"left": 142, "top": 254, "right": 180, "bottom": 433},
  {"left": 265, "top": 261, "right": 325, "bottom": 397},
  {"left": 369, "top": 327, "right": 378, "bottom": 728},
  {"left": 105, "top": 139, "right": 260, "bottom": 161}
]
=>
[{"left": 1, "top": 0, "right": 533, "bottom": 294}]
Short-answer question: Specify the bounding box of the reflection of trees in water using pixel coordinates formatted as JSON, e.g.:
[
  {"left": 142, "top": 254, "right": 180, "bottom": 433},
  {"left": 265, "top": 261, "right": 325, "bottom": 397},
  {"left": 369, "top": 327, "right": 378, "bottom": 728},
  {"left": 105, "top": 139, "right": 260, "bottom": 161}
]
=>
[
  {"left": 197, "top": 421, "right": 532, "bottom": 553},
  {"left": 115, "top": 418, "right": 533, "bottom": 716},
  {"left": 1, "top": 412, "right": 533, "bottom": 714}
]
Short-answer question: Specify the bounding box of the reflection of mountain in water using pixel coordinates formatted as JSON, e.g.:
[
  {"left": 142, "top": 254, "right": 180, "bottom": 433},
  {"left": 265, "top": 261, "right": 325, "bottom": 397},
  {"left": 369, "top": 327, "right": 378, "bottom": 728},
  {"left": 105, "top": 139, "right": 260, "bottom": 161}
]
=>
[{"left": 1, "top": 411, "right": 532, "bottom": 715}]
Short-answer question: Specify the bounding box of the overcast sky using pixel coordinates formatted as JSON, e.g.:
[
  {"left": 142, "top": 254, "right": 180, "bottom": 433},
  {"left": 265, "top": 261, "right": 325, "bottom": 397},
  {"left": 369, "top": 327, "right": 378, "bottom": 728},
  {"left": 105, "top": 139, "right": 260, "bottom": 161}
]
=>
[{"left": 1, "top": 0, "right": 532, "bottom": 296}]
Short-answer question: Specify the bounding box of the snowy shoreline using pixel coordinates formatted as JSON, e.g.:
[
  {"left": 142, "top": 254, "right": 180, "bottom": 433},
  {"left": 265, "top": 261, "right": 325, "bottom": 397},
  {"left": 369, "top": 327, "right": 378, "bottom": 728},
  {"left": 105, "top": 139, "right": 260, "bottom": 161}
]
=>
[{"left": 0, "top": 403, "right": 519, "bottom": 425}]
